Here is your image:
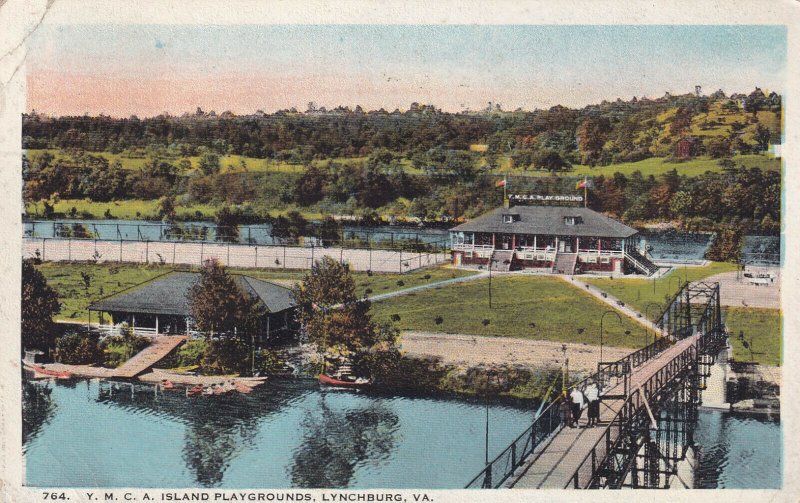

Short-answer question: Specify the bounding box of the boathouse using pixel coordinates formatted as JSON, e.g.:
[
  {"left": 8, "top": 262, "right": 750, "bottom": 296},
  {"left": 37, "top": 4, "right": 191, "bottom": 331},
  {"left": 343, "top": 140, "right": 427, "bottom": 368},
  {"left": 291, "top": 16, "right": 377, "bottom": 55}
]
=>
[
  {"left": 88, "top": 271, "right": 297, "bottom": 343},
  {"left": 449, "top": 205, "right": 658, "bottom": 276}
]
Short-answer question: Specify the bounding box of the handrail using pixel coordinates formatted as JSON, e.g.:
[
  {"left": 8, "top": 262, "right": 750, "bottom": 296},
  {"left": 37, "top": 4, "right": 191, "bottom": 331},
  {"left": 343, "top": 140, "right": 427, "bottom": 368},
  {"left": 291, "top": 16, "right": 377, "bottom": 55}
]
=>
[
  {"left": 465, "top": 329, "right": 675, "bottom": 489},
  {"left": 566, "top": 341, "right": 699, "bottom": 489}
]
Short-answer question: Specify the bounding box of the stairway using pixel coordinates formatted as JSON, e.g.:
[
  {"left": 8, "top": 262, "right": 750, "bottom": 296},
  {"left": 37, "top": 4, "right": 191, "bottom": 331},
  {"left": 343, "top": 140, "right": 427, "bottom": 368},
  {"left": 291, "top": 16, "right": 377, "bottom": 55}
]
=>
[
  {"left": 490, "top": 250, "right": 515, "bottom": 272},
  {"left": 552, "top": 252, "right": 578, "bottom": 275},
  {"left": 626, "top": 248, "right": 660, "bottom": 276}
]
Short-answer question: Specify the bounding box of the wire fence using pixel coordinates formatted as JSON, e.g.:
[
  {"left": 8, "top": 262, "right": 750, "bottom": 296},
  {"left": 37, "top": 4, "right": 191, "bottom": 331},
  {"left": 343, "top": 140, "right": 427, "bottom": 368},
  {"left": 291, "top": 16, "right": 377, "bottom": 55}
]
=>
[{"left": 22, "top": 237, "right": 450, "bottom": 273}]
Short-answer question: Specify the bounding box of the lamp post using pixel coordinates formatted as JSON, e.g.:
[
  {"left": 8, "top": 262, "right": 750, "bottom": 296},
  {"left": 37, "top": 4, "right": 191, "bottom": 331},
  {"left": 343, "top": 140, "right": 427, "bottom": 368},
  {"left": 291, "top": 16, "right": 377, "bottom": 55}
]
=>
[
  {"left": 644, "top": 302, "right": 663, "bottom": 348},
  {"left": 488, "top": 258, "right": 497, "bottom": 309},
  {"left": 599, "top": 310, "right": 624, "bottom": 365}
]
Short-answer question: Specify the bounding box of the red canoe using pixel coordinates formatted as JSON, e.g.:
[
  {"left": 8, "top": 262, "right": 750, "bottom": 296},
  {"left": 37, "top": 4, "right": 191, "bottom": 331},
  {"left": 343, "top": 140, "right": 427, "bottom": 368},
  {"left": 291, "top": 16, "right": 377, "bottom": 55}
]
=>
[
  {"left": 318, "top": 373, "right": 371, "bottom": 388},
  {"left": 24, "top": 363, "right": 72, "bottom": 379}
]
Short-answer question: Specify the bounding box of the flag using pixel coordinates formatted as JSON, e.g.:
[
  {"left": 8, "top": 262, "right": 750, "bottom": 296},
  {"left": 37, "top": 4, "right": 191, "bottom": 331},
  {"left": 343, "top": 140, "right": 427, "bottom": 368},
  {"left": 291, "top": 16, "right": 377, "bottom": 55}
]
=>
[
  {"left": 576, "top": 179, "right": 587, "bottom": 190},
  {"left": 496, "top": 179, "right": 506, "bottom": 188}
]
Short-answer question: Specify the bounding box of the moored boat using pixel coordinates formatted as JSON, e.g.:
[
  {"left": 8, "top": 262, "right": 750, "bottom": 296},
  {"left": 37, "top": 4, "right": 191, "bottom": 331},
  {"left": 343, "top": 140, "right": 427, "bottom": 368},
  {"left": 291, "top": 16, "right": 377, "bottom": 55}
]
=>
[
  {"left": 23, "top": 362, "right": 73, "bottom": 379},
  {"left": 318, "top": 373, "right": 371, "bottom": 388}
]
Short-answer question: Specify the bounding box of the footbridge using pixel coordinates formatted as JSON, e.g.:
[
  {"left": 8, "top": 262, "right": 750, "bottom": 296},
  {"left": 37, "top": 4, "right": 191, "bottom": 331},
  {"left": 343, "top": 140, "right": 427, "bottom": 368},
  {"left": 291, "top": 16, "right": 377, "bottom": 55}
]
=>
[{"left": 466, "top": 281, "right": 728, "bottom": 490}]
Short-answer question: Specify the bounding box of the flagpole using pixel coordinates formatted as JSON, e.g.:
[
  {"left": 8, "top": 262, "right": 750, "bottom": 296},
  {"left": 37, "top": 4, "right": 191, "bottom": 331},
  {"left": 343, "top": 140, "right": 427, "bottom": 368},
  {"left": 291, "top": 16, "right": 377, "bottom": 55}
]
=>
[{"left": 584, "top": 177, "right": 587, "bottom": 208}]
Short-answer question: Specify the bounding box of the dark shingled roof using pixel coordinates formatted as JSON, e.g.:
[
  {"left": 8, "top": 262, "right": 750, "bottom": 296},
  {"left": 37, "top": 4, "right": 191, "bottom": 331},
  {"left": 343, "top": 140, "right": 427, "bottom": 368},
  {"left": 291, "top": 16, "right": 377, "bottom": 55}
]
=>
[
  {"left": 450, "top": 206, "right": 638, "bottom": 239},
  {"left": 89, "top": 271, "right": 295, "bottom": 316}
]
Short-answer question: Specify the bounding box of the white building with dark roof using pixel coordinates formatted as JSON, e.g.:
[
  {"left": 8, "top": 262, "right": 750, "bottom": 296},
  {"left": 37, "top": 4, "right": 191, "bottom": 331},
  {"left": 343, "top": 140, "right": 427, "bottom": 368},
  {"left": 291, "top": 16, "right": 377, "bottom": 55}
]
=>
[
  {"left": 450, "top": 206, "right": 658, "bottom": 276},
  {"left": 88, "top": 271, "right": 297, "bottom": 343}
]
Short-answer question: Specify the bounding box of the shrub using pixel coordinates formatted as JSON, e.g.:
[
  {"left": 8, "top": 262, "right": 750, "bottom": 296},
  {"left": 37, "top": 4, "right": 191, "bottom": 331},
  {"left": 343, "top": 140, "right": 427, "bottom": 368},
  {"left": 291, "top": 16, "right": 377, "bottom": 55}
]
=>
[
  {"left": 390, "top": 314, "right": 401, "bottom": 322},
  {"left": 482, "top": 319, "right": 491, "bottom": 326},
  {"left": 434, "top": 315, "right": 443, "bottom": 325},
  {"left": 55, "top": 332, "right": 102, "bottom": 365},
  {"left": 200, "top": 337, "right": 250, "bottom": 375},
  {"left": 396, "top": 280, "right": 405, "bottom": 287},
  {"left": 101, "top": 333, "right": 150, "bottom": 368}
]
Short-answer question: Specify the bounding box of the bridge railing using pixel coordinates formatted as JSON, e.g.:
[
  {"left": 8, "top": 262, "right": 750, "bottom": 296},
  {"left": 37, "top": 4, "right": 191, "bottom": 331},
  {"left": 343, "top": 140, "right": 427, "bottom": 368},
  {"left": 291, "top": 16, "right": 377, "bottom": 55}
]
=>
[
  {"left": 465, "top": 334, "right": 676, "bottom": 489},
  {"left": 567, "top": 342, "right": 700, "bottom": 489},
  {"left": 465, "top": 397, "right": 564, "bottom": 489}
]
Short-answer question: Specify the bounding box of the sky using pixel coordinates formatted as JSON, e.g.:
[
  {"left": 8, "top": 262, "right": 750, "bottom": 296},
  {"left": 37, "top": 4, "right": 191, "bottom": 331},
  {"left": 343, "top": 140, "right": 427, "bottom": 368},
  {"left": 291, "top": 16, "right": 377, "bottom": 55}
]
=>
[{"left": 26, "top": 24, "right": 787, "bottom": 117}]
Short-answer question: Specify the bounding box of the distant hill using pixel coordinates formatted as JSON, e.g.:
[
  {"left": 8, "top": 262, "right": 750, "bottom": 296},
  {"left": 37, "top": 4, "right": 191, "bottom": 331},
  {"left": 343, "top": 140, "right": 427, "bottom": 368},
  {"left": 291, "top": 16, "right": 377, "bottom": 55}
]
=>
[{"left": 23, "top": 88, "right": 781, "bottom": 168}]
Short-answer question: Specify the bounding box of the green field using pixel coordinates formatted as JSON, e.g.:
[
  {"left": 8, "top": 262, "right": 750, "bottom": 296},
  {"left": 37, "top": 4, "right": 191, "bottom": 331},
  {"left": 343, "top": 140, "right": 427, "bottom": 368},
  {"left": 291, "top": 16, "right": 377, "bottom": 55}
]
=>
[
  {"left": 36, "top": 262, "right": 476, "bottom": 322},
  {"left": 24, "top": 198, "right": 329, "bottom": 222},
  {"left": 372, "top": 275, "right": 647, "bottom": 349},
  {"left": 496, "top": 154, "right": 780, "bottom": 178},
  {"left": 583, "top": 262, "right": 739, "bottom": 316},
  {"left": 724, "top": 307, "right": 782, "bottom": 366}
]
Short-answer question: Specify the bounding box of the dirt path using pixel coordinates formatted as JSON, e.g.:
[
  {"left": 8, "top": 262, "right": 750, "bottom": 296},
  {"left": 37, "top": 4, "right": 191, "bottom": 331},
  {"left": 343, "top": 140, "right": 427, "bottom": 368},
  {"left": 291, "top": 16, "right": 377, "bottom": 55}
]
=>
[{"left": 400, "top": 331, "right": 631, "bottom": 374}]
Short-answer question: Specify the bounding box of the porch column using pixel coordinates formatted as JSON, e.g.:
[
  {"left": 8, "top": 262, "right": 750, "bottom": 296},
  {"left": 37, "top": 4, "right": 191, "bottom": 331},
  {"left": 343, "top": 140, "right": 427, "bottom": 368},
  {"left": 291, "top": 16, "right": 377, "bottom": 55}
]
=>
[
  {"left": 491, "top": 233, "right": 495, "bottom": 248},
  {"left": 534, "top": 235, "right": 537, "bottom": 251},
  {"left": 471, "top": 233, "right": 475, "bottom": 246},
  {"left": 155, "top": 315, "right": 159, "bottom": 335},
  {"left": 185, "top": 316, "right": 191, "bottom": 335},
  {"left": 555, "top": 236, "right": 559, "bottom": 251},
  {"left": 576, "top": 237, "right": 580, "bottom": 251},
  {"left": 598, "top": 238, "right": 602, "bottom": 253},
  {"left": 512, "top": 234, "right": 516, "bottom": 250}
]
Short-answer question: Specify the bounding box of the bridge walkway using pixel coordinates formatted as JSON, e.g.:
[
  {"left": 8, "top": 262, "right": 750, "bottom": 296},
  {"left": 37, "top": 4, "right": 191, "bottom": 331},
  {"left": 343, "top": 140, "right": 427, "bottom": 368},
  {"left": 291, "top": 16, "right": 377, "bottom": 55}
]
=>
[
  {"left": 112, "top": 335, "right": 187, "bottom": 378},
  {"left": 511, "top": 334, "right": 698, "bottom": 489}
]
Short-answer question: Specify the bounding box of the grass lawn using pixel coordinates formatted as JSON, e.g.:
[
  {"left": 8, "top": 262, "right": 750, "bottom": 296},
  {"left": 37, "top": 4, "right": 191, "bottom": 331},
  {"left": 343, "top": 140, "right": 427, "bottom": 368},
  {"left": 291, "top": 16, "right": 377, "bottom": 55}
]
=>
[
  {"left": 724, "top": 307, "right": 782, "bottom": 366},
  {"left": 583, "top": 262, "right": 739, "bottom": 317},
  {"left": 25, "top": 198, "right": 328, "bottom": 222},
  {"left": 495, "top": 154, "right": 780, "bottom": 178},
  {"left": 372, "top": 275, "right": 647, "bottom": 349},
  {"left": 36, "top": 262, "right": 475, "bottom": 322}
]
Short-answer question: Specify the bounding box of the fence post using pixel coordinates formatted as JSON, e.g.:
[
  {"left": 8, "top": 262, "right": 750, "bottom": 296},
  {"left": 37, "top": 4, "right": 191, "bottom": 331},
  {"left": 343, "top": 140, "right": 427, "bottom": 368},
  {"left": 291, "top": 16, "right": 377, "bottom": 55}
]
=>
[
  {"left": 42, "top": 238, "right": 46, "bottom": 261},
  {"left": 399, "top": 250, "right": 402, "bottom": 273},
  {"left": 200, "top": 241, "right": 204, "bottom": 265},
  {"left": 255, "top": 246, "right": 258, "bottom": 268},
  {"left": 146, "top": 240, "right": 149, "bottom": 264},
  {"left": 119, "top": 240, "right": 123, "bottom": 262},
  {"left": 283, "top": 246, "right": 286, "bottom": 269},
  {"left": 173, "top": 242, "right": 176, "bottom": 265},
  {"left": 68, "top": 239, "right": 72, "bottom": 261},
  {"left": 227, "top": 243, "right": 231, "bottom": 266}
]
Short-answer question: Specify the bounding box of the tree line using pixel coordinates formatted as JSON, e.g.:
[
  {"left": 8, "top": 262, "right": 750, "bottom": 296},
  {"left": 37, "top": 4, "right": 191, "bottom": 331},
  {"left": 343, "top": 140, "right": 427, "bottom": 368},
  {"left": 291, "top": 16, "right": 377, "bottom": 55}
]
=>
[{"left": 24, "top": 88, "right": 781, "bottom": 166}]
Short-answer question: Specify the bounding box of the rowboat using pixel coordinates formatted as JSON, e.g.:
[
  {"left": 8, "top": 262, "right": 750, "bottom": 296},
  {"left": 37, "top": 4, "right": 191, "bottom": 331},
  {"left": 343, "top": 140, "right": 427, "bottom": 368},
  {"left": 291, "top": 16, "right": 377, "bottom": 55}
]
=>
[
  {"left": 318, "top": 373, "right": 371, "bottom": 388},
  {"left": 23, "top": 362, "right": 72, "bottom": 379}
]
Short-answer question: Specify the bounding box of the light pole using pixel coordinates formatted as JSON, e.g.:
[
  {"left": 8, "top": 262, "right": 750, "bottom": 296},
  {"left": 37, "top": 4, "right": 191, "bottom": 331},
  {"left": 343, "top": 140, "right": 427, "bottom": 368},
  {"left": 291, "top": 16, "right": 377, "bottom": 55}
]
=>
[
  {"left": 644, "top": 302, "right": 662, "bottom": 348},
  {"left": 488, "top": 258, "right": 497, "bottom": 309},
  {"left": 599, "top": 310, "right": 624, "bottom": 365}
]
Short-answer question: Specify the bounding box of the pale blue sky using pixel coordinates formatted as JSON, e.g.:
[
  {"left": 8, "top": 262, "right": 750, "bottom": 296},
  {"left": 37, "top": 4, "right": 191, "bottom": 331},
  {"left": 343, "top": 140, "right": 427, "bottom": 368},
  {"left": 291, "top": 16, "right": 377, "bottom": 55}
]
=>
[{"left": 28, "top": 25, "right": 787, "bottom": 117}]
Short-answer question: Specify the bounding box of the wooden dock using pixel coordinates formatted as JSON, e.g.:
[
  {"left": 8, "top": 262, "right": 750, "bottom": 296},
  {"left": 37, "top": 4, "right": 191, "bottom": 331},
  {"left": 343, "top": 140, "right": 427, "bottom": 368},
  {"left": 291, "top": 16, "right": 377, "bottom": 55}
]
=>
[
  {"left": 113, "top": 335, "right": 187, "bottom": 378},
  {"left": 511, "top": 334, "right": 699, "bottom": 489}
]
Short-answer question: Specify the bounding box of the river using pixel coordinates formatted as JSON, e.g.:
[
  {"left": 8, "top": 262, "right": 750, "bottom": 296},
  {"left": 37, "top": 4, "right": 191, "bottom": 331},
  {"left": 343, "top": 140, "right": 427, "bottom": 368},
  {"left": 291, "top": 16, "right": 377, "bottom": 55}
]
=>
[
  {"left": 22, "top": 378, "right": 781, "bottom": 489},
  {"left": 23, "top": 377, "right": 532, "bottom": 489}
]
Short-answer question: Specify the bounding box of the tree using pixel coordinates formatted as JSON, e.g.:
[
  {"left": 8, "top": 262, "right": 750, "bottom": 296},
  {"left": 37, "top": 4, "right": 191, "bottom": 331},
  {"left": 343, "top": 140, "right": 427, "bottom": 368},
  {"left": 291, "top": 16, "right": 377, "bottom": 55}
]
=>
[
  {"left": 198, "top": 153, "right": 221, "bottom": 175},
  {"left": 22, "top": 259, "right": 61, "bottom": 351},
  {"left": 533, "top": 149, "right": 571, "bottom": 172},
  {"left": 188, "top": 259, "right": 261, "bottom": 336},
  {"left": 215, "top": 206, "right": 240, "bottom": 243},
  {"left": 292, "top": 257, "right": 380, "bottom": 358},
  {"left": 754, "top": 124, "right": 772, "bottom": 152},
  {"left": 157, "top": 195, "right": 177, "bottom": 221}
]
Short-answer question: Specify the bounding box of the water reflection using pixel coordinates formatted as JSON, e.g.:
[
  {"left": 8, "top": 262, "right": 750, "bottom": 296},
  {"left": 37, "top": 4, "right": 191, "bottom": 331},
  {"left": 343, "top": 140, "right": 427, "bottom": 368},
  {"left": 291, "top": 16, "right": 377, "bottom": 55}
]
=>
[
  {"left": 22, "top": 379, "right": 57, "bottom": 449},
  {"left": 290, "top": 395, "right": 400, "bottom": 488}
]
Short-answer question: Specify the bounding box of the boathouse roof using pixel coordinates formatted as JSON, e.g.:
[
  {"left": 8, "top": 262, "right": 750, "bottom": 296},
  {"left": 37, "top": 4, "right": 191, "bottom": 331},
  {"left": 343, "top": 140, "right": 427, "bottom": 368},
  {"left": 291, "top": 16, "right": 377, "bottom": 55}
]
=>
[
  {"left": 450, "top": 205, "right": 638, "bottom": 239},
  {"left": 89, "top": 271, "right": 295, "bottom": 316}
]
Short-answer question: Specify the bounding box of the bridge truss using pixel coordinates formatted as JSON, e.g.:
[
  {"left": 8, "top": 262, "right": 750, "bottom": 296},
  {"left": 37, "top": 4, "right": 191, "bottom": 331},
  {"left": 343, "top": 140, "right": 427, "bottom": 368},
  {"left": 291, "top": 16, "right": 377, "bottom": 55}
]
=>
[{"left": 465, "top": 281, "right": 728, "bottom": 490}]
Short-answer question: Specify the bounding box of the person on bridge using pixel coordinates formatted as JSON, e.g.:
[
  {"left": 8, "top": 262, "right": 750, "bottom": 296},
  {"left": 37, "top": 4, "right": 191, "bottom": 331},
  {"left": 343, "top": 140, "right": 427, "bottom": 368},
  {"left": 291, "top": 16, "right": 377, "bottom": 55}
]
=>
[
  {"left": 584, "top": 381, "right": 600, "bottom": 427},
  {"left": 569, "top": 386, "right": 585, "bottom": 428}
]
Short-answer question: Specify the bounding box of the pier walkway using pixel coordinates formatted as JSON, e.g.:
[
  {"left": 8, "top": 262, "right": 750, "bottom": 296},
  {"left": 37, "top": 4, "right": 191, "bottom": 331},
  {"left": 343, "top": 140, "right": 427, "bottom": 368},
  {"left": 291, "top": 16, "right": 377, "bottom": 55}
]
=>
[{"left": 113, "top": 335, "right": 187, "bottom": 378}]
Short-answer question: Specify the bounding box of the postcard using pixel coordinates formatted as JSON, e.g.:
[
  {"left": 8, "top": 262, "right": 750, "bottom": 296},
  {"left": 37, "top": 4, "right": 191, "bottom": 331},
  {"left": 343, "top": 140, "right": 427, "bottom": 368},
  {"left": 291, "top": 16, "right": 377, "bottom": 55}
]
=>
[{"left": 1, "top": 1, "right": 798, "bottom": 502}]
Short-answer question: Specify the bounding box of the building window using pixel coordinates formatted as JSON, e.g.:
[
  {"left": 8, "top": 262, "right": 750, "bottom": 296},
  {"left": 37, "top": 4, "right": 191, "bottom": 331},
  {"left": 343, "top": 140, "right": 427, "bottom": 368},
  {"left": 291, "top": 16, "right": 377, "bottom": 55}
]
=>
[
  {"left": 564, "top": 216, "right": 583, "bottom": 226},
  {"left": 601, "top": 257, "right": 610, "bottom": 264},
  {"left": 502, "top": 214, "right": 520, "bottom": 223}
]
